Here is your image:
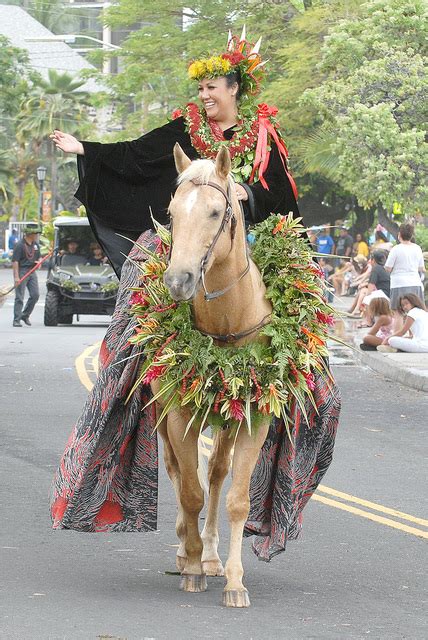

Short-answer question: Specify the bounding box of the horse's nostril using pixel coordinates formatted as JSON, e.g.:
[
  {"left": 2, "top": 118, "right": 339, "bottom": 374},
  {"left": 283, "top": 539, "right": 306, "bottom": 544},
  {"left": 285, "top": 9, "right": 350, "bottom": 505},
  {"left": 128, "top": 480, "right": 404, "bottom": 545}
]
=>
[{"left": 164, "top": 270, "right": 195, "bottom": 299}]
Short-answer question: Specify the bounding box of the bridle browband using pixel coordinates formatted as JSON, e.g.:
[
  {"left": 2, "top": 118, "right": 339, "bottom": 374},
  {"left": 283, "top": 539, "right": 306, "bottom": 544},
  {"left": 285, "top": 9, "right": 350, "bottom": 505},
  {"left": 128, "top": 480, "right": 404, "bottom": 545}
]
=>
[{"left": 168, "top": 177, "right": 271, "bottom": 343}]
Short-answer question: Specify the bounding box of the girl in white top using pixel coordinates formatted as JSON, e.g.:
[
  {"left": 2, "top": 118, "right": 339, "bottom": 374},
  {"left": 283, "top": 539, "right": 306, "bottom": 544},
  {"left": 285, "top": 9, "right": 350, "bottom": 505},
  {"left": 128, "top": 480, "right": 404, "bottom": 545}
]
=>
[{"left": 378, "top": 294, "right": 428, "bottom": 353}]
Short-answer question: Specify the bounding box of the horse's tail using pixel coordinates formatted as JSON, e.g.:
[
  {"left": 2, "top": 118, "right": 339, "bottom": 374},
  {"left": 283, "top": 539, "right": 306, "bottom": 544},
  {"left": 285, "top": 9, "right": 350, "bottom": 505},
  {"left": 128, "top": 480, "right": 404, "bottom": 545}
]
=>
[{"left": 197, "top": 438, "right": 209, "bottom": 496}]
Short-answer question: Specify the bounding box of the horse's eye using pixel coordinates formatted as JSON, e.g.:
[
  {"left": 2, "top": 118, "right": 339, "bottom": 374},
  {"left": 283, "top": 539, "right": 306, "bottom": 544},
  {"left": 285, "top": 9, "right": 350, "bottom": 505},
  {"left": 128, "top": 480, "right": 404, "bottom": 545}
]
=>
[{"left": 210, "top": 210, "right": 221, "bottom": 219}]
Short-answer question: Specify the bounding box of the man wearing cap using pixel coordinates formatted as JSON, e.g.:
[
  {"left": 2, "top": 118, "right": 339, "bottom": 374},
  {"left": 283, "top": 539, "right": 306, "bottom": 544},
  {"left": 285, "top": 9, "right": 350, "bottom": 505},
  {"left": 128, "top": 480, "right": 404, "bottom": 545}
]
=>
[{"left": 12, "top": 224, "right": 41, "bottom": 327}]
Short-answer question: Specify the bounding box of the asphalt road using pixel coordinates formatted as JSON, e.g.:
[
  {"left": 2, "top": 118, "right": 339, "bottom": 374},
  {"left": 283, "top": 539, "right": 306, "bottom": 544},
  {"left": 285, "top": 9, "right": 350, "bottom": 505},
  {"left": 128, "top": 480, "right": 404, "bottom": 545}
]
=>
[{"left": 1, "top": 269, "right": 427, "bottom": 640}]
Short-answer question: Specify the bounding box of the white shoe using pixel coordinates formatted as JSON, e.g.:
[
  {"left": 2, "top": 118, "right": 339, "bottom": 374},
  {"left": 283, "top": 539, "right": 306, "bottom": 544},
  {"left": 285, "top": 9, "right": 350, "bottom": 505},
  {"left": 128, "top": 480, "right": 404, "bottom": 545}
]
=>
[{"left": 376, "top": 345, "right": 398, "bottom": 353}]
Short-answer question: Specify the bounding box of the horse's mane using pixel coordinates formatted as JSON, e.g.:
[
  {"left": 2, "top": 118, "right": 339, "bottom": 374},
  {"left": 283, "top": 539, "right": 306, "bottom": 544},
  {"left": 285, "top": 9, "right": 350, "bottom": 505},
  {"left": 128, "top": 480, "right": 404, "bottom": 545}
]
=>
[{"left": 177, "top": 159, "right": 234, "bottom": 188}]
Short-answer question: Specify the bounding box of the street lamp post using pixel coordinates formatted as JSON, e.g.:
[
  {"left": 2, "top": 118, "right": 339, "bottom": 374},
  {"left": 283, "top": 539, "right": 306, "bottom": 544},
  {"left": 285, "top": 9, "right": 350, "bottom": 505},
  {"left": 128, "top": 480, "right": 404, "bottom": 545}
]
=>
[{"left": 36, "top": 166, "right": 47, "bottom": 223}]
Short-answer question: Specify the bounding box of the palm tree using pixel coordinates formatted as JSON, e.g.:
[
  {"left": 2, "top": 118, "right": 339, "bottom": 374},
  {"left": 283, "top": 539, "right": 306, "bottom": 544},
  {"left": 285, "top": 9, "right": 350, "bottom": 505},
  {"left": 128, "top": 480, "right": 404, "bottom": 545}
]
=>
[{"left": 17, "top": 70, "right": 91, "bottom": 212}]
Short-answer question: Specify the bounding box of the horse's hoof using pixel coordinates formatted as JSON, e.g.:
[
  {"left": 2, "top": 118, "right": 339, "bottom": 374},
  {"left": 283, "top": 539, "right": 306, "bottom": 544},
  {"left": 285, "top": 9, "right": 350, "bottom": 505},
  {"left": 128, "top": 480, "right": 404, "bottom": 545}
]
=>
[
  {"left": 180, "top": 574, "right": 207, "bottom": 593},
  {"left": 202, "top": 559, "right": 224, "bottom": 576},
  {"left": 222, "top": 589, "right": 250, "bottom": 608},
  {"left": 176, "top": 555, "right": 187, "bottom": 572}
]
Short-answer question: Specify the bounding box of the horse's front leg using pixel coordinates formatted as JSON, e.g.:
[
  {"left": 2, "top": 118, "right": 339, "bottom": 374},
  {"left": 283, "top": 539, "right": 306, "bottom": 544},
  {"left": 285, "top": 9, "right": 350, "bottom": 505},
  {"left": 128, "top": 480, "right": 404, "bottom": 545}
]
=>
[
  {"left": 157, "top": 416, "right": 187, "bottom": 571},
  {"left": 201, "top": 429, "right": 234, "bottom": 576},
  {"left": 167, "top": 409, "right": 207, "bottom": 592},
  {"left": 223, "top": 421, "right": 269, "bottom": 608}
]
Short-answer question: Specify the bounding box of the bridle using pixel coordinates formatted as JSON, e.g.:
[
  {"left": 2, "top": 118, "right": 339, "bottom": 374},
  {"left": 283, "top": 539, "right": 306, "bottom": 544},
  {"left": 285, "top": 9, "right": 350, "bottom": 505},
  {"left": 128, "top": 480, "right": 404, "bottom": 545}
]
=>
[
  {"left": 167, "top": 178, "right": 271, "bottom": 343},
  {"left": 168, "top": 179, "right": 250, "bottom": 302}
]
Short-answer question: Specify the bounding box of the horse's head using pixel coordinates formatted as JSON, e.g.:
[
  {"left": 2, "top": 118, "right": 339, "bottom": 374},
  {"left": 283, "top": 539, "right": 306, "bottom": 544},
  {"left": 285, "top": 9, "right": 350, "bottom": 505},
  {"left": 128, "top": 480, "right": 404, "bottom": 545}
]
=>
[{"left": 164, "top": 143, "right": 238, "bottom": 301}]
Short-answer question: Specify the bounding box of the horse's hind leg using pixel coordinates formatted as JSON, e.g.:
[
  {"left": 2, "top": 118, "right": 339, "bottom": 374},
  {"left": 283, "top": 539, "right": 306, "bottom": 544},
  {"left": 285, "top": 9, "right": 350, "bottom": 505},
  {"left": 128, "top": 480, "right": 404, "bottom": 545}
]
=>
[
  {"left": 157, "top": 418, "right": 187, "bottom": 571},
  {"left": 167, "top": 410, "right": 207, "bottom": 593},
  {"left": 223, "top": 421, "right": 269, "bottom": 608},
  {"left": 201, "top": 429, "right": 234, "bottom": 576}
]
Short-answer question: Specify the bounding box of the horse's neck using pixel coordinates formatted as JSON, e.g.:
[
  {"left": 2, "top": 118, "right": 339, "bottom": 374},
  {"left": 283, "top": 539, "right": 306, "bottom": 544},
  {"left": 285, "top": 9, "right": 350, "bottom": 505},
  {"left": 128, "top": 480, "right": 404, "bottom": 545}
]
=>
[{"left": 193, "top": 215, "right": 270, "bottom": 338}]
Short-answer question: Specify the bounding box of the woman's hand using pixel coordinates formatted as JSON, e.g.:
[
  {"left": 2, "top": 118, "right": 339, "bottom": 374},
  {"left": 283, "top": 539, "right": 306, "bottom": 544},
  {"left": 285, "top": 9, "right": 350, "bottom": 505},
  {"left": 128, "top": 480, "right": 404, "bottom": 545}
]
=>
[
  {"left": 235, "top": 184, "right": 248, "bottom": 201},
  {"left": 50, "top": 130, "right": 84, "bottom": 155}
]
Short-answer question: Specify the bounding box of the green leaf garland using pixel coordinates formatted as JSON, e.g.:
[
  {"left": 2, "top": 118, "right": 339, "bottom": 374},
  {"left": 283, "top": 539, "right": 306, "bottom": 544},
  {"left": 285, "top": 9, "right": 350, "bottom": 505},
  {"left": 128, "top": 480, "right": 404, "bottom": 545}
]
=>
[{"left": 128, "top": 214, "right": 336, "bottom": 433}]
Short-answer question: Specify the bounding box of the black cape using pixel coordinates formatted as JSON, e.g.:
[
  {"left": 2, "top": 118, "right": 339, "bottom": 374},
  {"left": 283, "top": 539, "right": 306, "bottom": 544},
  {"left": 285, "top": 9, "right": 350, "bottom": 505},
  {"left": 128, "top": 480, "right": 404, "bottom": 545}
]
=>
[{"left": 75, "top": 117, "right": 299, "bottom": 275}]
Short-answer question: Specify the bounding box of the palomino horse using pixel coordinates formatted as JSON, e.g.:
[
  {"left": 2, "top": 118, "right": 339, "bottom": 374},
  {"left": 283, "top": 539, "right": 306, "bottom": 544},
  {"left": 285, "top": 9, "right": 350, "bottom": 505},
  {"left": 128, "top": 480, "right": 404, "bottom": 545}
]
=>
[{"left": 152, "top": 143, "right": 272, "bottom": 608}]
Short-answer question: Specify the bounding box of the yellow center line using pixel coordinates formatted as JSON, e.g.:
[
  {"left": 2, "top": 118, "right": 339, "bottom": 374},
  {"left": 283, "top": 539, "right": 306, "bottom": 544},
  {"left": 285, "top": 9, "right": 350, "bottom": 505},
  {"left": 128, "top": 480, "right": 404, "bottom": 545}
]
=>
[
  {"left": 75, "top": 341, "right": 428, "bottom": 540},
  {"left": 313, "top": 495, "right": 428, "bottom": 540},
  {"left": 317, "top": 485, "right": 428, "bottom": 528}
]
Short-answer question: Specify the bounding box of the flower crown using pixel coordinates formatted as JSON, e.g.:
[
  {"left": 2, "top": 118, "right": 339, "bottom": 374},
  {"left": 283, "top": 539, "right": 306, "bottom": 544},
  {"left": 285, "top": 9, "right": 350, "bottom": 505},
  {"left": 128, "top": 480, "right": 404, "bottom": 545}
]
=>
[{"left": 188, "top": 27, "right": 266, "bottom": 96}]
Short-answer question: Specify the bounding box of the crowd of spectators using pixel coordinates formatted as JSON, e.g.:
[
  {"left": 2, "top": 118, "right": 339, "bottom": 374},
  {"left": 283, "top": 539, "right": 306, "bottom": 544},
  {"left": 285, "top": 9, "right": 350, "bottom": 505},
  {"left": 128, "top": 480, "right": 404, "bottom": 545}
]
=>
[{"left": 311, "top": 222, "right": 428, "bottom": 353}]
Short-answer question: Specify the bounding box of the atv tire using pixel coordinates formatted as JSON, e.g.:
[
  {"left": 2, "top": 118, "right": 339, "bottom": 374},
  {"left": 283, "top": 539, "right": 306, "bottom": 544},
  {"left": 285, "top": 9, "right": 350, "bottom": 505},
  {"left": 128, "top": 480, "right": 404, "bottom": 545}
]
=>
[{"left": 44, "top": 289, "right": 60, "bottom": 326}]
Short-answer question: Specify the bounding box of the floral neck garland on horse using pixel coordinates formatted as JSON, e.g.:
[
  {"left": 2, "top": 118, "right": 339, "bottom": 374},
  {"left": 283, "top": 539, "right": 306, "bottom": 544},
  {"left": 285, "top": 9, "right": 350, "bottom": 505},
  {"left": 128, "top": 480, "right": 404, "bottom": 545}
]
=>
[{"left": 127, "top": 214, "right": 335, "bottom": 436}]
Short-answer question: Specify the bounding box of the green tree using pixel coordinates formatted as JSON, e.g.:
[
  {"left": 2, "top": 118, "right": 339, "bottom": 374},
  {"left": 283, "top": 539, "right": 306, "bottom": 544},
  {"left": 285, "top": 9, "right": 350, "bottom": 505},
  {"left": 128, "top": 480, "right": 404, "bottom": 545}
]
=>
[{"left": 302, "top": 0, "right": 427, "bottom": 219}]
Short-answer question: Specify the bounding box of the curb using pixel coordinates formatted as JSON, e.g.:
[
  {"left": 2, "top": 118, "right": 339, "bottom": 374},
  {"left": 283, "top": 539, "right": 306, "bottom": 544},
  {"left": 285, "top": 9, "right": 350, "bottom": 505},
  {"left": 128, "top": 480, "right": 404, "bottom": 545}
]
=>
[{"left": 351, "top": 332, "right": 428, "bottom": 393}]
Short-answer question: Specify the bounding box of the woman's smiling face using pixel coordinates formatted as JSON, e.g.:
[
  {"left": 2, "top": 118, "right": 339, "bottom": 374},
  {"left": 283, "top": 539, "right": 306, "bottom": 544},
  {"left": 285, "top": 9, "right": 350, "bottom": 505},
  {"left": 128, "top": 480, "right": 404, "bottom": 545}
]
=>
[{"left": 198, "top": 77, "right": 238, "bottom": 123}]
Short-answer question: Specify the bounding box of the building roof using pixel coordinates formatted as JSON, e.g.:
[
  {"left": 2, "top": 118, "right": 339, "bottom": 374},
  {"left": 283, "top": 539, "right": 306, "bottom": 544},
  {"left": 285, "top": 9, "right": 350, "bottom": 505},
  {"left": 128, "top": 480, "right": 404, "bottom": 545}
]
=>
[{"left": 0, "top": 5, "right": 102, "bottom": 93}]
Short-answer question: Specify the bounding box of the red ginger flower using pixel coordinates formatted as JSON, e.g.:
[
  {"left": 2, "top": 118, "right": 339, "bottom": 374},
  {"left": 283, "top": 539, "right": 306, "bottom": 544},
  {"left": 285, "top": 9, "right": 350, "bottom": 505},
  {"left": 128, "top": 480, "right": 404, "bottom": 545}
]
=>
[
  {"left": 130, "top": 291, "right": 149, "bottom": 307},
  {"left": 229, "top": 399, "right": 244, "bottom": 422},
  {"left": 315, "top": 310, "right": 335, "bottom": 326},
  {"left": 142, "top": 364, "right": 166, "bottom": 384},
  {"left": 303, "top": 371, "right": 316, "bottom": 391}
]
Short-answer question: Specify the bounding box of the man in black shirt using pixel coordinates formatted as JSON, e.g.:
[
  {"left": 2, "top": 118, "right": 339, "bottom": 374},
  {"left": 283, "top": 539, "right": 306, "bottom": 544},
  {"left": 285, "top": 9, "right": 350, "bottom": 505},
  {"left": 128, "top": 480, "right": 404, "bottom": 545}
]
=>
[
  {"left": 368, "top": 250, "right": 391, "bottom": 298},
  {"left": 12, "top": 224, "right": 41, "bottom": 327}
]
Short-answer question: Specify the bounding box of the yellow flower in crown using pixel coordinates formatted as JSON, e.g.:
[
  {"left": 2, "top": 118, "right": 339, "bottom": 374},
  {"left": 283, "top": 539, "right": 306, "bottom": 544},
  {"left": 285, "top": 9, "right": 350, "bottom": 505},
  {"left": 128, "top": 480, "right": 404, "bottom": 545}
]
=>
[{"left": 187, "top": 27, "right": 267, "bottom": 95}]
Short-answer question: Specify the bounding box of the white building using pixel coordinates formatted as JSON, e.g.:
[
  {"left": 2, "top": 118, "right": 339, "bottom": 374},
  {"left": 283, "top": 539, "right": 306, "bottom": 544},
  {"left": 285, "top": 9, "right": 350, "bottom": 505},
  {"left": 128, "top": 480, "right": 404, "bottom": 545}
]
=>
[{"left": 0, "top": 4, "right": 101, "bottom": 93}]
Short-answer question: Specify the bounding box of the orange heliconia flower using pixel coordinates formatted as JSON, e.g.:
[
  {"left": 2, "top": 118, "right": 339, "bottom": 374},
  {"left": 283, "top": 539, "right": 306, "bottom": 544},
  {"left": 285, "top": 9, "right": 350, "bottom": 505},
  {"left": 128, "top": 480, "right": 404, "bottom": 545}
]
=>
[{"left": 272, "top": 216, "right": 286, "bottom": 235}]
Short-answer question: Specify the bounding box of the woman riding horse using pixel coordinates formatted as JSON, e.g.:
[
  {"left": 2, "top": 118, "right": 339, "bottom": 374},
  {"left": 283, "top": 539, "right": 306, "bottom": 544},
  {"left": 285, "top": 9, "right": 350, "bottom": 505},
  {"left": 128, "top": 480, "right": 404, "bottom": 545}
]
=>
[{"left": 50, "top": 30, "right": 340, "bottom": 607}]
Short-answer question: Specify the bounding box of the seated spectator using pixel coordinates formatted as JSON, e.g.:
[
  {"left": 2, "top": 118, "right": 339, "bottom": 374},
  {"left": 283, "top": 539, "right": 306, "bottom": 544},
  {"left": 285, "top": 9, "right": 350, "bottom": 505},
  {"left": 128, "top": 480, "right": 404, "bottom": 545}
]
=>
[
  {"left": 346, "top": 260, "right": 372, "bottom": 316},
  {"left": 352, "top": 233, "right": 369, "bottom": 258},
  {"left": 87, "top": 243, "right": 107, "bottom": 266},
  {"left": 329, "top": 255, "right": 366, "bottom": 297},
  {"left": 378, "top": 294, "right": 428, "bottom": 353},
  {"left": 348, "top": 251, "right": 391, "bottom": 323},
  {"left": 360, "top": 297, "right": 394, "bottom": 350}
]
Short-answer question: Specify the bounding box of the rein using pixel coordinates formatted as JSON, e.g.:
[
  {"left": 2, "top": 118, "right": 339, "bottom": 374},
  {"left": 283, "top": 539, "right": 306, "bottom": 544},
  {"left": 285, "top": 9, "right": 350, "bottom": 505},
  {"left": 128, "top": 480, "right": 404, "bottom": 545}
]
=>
[{"left": 198, "top": 180, "right": 251, "bottom": 302}]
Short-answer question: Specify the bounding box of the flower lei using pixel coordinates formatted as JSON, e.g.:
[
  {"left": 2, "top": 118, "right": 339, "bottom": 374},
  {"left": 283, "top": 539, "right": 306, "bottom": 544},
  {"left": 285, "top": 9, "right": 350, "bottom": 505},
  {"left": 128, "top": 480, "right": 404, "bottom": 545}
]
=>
[
  {"left": 128, "top": 214, "right": 336, "bottom": 435},
  {"left": 173, "top": 102, "right": 285, "bottom": 186}
]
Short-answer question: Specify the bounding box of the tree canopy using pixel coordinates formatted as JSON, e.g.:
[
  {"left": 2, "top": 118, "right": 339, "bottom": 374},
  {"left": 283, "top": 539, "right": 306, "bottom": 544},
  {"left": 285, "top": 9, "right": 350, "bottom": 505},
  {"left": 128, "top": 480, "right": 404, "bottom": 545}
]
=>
[{"left": 302, "top": 0, "right": 427, "bottom": 214}]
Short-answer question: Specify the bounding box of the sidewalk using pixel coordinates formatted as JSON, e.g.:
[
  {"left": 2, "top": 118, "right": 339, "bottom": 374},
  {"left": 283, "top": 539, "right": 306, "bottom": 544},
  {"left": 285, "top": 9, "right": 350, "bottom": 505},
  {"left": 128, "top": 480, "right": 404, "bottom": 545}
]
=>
[{"left": 332, "top": 296, "right": 428, "bottom": 393}]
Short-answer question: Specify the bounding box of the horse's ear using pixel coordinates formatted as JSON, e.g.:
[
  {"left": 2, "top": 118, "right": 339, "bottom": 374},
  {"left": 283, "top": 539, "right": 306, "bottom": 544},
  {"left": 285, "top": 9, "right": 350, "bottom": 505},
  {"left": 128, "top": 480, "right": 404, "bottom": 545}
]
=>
[
  {"left": 173, "top": 143, "right": 192, "bottom": 174},
  {"left": 215, "top": 145, "right": 231, "bottom": 180}
]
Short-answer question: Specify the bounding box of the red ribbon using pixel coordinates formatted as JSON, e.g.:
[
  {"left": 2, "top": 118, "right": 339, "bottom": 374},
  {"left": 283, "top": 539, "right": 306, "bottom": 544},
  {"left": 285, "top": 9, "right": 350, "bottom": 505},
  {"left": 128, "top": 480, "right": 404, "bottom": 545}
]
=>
[{"left": 250, "top": 103, "right": 298, "bottom": 200}]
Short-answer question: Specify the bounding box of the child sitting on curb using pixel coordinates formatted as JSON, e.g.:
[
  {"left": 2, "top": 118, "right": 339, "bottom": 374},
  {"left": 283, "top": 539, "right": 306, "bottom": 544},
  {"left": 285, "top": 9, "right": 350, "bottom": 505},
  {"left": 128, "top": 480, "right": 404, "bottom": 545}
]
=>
[
  {"left": 360, "top": 297, "right": 394, "bottom": 351},
  {"left": 378, "top": 294, "right": 428, "bottom": 353}
]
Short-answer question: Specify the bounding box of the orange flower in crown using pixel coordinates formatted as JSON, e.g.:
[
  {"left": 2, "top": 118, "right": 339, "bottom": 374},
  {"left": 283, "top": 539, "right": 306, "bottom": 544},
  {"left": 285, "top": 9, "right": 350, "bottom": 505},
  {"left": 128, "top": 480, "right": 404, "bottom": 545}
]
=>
[{"left": 188, "top": 26, "right": 267, "bottom": 96}]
